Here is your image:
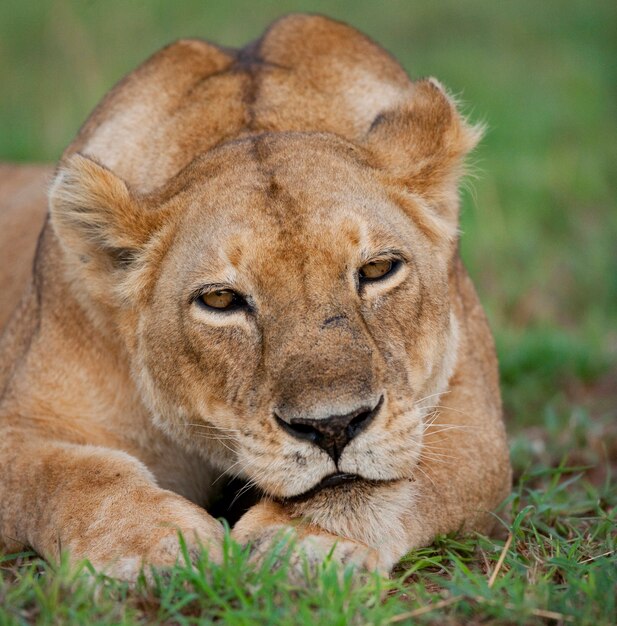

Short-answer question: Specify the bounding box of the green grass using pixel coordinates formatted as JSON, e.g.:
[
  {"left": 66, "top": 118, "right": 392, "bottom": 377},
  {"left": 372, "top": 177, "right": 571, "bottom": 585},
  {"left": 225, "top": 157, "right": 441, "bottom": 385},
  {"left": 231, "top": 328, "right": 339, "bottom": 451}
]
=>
[
  {"left": 1, "top": 0, "right": 615, "bottom": 624},
  {"left": 2, "top": 462, "right": 615, "bottom": 625}
]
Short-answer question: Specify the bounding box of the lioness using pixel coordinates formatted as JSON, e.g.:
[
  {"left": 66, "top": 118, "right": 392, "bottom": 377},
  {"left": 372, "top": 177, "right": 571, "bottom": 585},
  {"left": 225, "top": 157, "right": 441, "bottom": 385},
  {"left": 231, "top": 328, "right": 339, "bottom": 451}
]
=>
[{"left": 0, "top": 14, "right": 511, "bottom": 579}]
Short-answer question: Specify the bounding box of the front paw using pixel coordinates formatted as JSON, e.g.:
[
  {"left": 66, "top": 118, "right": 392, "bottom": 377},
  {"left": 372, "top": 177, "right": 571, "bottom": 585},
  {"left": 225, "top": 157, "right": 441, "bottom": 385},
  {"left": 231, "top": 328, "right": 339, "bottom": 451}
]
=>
[
  {"left": 254, "top": 527, "right": 383, "bottom": 573},
  {"left": 232, "top": 502, "right": 386, "bottom": 577},
  {"left": 99, "top": 529, "right": 221, "bottom": 582},
  {"left": 81, "top": 496, "right": 225, "bottom": 582}
]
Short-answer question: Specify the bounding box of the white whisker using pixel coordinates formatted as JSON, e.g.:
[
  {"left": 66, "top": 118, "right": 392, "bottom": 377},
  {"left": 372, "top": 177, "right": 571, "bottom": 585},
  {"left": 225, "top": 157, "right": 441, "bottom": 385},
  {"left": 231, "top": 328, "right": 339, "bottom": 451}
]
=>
[
  {"left": 194, "top": 435, "right": 238, "bottom": 456},
  {"left": 420, "top": 449, "right": 456, "bottom": 461},
  {"left": 228, "top": 457, "right": 283, "bottom": 506},
  {"left": 413, "top": 463, "right": 437, "bottom": 489},
  {"left": 413, "top": 390, "right": 452, "bottom": 405},
  {"left": 423, "top": 425, "right": 470, "bottom": 436},
  {"left": 191, "top": 433, "right": 238, "bottom": 441},
  {"left": 186, "top": 423, "right": 240, "bottom": 433},
  {"left": 420, "top": 404, "right": 467, "bottom": 415},
  {"left": 421, "top": 442, "right": 457, "bottom": 453},
  {"left": 212, "top": 455, "right": 254, "bottom": 486},
  {"left": 229, "top": 479, "right": 259, "bottom": 508}
]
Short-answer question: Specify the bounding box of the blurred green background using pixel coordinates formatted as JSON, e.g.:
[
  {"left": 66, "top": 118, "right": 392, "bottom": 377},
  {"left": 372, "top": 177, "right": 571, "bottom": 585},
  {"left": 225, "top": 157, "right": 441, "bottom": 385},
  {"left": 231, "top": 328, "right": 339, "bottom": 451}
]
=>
[{"left": 1, "top": 0, "right": 616, "bottom": 436}]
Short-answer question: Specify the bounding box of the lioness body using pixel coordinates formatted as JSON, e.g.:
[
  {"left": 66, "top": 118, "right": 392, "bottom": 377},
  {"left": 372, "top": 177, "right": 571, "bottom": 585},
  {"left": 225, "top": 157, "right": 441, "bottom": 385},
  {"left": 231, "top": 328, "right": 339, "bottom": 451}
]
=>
[
  {"left": 0, "top": 164, "right": 50, "bottom": 330},
  {"left": 0, "top": 15, "right": 510, "bottom": 577}
]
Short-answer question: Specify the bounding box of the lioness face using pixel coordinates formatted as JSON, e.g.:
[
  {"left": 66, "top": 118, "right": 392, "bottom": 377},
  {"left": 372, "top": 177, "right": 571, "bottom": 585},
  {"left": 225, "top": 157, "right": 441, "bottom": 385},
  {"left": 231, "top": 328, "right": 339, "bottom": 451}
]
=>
[{"left": 133, "top": 132, "right": 458, "bottom": 499}]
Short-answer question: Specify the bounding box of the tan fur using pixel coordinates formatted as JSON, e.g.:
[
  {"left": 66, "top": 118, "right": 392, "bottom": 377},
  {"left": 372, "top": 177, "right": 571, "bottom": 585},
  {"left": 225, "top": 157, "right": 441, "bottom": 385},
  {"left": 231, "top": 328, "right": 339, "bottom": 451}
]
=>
[{"left": 0, "top": 14, "right": 511, "bottom": 579}]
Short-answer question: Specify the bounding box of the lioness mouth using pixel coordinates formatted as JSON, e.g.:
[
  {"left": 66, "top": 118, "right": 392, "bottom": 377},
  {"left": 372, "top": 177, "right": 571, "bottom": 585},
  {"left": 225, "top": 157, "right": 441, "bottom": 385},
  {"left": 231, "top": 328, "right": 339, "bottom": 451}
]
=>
[
  {"left": 318, "top": 472, "right": 360, "bottom": 490},
  {"left": 283, "top": 472, "right": 367, "bottom": 502}
]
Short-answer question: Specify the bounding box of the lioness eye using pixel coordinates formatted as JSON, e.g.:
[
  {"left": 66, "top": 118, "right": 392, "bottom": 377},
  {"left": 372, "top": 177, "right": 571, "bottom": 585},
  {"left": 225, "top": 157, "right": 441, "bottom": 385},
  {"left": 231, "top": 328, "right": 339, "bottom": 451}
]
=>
[
  {"left": 359, "top": 259, "right": 395, "bottom": 282},
  {"left": 200, "top": 289, "right": 245, "bottom": 311}
]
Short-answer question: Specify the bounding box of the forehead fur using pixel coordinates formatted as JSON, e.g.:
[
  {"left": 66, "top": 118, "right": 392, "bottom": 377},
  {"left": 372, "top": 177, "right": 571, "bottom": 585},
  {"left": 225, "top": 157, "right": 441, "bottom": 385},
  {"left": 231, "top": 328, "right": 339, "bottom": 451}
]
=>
[
  {"left": 157, "top": 133, "right": 415, "bottom": 258},
  {"left": 151, "top": 132, "right": 453, "bottom": 273},
  {"left": 164, "top": 132, "right": 373, "bottom": 215}
]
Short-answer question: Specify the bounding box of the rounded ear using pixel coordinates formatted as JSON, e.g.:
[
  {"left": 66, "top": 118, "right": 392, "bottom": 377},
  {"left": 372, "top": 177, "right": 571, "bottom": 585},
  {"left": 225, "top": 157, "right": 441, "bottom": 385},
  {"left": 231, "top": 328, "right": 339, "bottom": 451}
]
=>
[
  {"left": 363, "top": 79, "right": 484, "bottom": 228},
  {"left": 49, "top": 154, "right": 158, "bottom": 269},
  {"left": 49, "top": 154, "right": 170, "bottom": 304}
]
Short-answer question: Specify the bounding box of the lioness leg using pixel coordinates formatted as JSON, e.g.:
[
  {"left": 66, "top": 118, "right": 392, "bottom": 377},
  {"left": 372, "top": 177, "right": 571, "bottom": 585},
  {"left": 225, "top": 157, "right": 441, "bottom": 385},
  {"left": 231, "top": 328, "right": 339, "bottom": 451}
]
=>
[{"left": 0, "top": 429, "right": 223, "bottom": 580}]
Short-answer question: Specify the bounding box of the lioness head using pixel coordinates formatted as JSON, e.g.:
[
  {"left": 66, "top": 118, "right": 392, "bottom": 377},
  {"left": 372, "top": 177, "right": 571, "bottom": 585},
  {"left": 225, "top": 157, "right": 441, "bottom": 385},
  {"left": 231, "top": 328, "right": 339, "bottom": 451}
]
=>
[{"left": 48, "top": 16, "right": 481, "bottom": 504}]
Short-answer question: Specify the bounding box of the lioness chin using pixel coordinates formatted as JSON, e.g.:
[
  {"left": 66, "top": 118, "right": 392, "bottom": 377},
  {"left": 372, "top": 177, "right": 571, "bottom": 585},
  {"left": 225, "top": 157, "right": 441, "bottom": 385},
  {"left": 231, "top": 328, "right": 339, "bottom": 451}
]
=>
[{"left": 0, "top": 14, "right": 511, "bottom": 580}]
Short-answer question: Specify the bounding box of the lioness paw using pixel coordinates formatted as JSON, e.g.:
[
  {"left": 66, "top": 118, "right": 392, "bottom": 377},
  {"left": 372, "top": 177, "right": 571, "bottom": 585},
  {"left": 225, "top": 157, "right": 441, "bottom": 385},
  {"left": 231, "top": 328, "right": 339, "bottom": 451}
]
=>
[
  {"left": 79, "top": 495, "right": 226, "bottom": 582},
  {"left": 235, "top": 524, "right": 385, "bottom": 578},
  {"left": 89, "top": 526, "right": 223, "bottom": 583},
  {"left": 232, "top": 502, "right": 388, "bottom": 578}
]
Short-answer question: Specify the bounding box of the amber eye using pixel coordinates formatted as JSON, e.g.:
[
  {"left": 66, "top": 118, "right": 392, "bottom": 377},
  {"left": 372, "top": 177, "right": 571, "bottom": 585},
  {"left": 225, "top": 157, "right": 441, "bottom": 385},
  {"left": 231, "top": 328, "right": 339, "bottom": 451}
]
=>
[
  {"left": 359, "top": 259, "right": 396, "bottom": 282},
  {"left": 199, "top": 289, "right": 246, "bottom": 311}
]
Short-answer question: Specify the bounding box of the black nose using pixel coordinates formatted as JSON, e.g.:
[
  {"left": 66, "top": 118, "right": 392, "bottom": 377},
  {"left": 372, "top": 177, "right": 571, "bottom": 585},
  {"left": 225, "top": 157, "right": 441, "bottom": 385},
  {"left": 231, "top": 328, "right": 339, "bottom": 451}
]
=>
[{"left": 274, "top": 397, "right": 383, "bottom": 464}]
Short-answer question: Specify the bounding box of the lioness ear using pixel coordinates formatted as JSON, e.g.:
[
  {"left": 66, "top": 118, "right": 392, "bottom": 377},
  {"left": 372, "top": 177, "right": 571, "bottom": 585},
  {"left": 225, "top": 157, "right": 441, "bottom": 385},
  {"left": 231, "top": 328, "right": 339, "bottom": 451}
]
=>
[
  {"left": 49, "top": 154, "right": 154, "bottom": 271},
  {"left": 364, "top": 79, "right": 483, "bottom": 228}
]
